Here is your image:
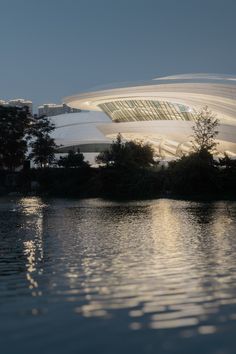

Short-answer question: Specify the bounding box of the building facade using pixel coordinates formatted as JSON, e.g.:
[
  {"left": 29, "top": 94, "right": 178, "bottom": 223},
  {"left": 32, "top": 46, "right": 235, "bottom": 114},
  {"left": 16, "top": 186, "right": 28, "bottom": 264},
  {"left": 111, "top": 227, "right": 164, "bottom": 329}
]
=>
[
  {"left": 63, "top": 74, "right": 236, "bottom": 158},
  {"left": 50, "top": 111, "right": 111, "bottom": 165},
  {"left": 0, "top": 98, "right": 33, "bottom": 114},
  {"left": 38, "top": 103, "right": 80, "bottom": 117}
]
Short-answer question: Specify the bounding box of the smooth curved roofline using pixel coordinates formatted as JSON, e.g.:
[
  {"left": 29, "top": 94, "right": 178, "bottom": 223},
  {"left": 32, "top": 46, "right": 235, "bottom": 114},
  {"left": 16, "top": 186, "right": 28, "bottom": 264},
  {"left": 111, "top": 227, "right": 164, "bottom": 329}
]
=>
[
  {"left": 63, "top": 73, "right": 236, "bottom": 125},
  {"left": 153, "top": 73, "right": 236, "bottom": 81},
  {"left": 64, "top": 73, "right": 236, "bottom": 101},
  {"left": 64, "top": 73, "right": 236, "bottom": 108}
]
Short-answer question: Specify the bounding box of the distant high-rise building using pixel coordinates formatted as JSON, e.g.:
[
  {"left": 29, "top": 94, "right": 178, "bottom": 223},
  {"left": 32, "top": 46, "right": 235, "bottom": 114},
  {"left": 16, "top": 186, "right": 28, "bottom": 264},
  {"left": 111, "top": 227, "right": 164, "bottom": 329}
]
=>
[
  {"left": 38, "top": 103, "right": 80, "bottom": 117},
  {"left": 0, "top": 99, "right": 33, "bottom": 114},
  {"left": 0, "top": 100, "right": 7, "bottom": 106},
  {"left": 8, "top": 99, "right": 33, "bottom": 114}
]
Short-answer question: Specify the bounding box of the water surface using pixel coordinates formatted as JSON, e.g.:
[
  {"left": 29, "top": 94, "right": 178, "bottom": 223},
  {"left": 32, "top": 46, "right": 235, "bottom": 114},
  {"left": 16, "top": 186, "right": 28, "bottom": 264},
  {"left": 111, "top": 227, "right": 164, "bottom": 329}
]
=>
[{"left": 0, "top": 197, "right": 236, "bottom": 354}]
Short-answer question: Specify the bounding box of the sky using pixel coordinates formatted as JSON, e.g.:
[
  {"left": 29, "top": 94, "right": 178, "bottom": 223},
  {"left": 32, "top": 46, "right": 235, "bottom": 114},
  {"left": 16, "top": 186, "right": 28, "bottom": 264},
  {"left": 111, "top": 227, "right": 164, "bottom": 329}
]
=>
[{"left": 0, "top": 0, "right": 236, "bottom": 110}]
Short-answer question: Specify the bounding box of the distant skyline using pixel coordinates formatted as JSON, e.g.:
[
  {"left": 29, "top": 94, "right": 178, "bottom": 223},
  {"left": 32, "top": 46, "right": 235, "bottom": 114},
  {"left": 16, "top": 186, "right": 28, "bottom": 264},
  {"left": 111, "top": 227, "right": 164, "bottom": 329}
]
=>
[{"left": 1, "top": 0, "right": 236, "bottom": 109}]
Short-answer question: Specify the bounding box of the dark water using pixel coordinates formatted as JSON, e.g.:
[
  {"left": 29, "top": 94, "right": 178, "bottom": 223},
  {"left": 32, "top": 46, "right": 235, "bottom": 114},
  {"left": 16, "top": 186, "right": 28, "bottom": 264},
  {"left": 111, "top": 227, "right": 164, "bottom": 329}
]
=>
[{"left": 0, "top": 197, "right": 236, "bottom": 354}]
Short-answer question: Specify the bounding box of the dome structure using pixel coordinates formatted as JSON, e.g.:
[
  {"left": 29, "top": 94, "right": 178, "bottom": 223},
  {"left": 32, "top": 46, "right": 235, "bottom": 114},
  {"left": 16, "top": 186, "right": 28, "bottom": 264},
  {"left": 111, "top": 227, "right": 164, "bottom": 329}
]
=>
[
  {"left": 62, "top": 74, "right": 236, "bottom": 158},
  {"left": 50, "top": 111, "right": 111, "bottom": 153},
  {"left": 49, "top": 111, "right": 112, "bottom": 164}
]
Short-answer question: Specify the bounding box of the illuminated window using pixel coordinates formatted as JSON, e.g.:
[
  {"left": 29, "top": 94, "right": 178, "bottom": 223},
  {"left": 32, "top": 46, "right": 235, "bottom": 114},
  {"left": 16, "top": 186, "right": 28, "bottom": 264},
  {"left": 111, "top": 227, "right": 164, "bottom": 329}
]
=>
[{"left": 99, "top": 100, "right": 196, "bottom": 122}]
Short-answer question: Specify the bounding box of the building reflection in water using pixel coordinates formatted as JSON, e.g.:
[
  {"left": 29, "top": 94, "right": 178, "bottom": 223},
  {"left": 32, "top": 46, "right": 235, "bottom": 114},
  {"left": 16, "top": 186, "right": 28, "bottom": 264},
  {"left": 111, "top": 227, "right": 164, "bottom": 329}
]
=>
[
  {"left": 7, "top": 197, "right": 236, "bottom": 336},
  {"left": 20, "top": 197, "right": 45, "bottom": 299},
  {"left": 52, "top": 199, "right": 236, "bottom": 335}
]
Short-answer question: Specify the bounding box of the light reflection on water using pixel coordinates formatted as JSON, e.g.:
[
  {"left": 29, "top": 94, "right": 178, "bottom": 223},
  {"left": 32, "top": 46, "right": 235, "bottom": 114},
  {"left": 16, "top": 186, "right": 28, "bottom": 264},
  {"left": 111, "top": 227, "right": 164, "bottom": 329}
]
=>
[{"left": 0, "top": 197, "right": 236, "bottom": 354}]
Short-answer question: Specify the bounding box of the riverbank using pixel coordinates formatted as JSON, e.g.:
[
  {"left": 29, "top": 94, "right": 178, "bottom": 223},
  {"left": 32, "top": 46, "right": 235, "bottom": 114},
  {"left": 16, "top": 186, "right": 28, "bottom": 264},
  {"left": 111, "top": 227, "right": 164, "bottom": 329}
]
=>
[{"left": 0, "top": 165, "right": 235, "bottom": 200}]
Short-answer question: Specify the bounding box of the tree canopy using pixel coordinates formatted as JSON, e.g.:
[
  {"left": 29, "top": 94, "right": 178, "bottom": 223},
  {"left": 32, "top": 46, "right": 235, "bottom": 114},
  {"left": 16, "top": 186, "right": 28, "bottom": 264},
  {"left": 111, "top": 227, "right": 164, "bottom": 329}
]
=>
[
  {"left": 57, "top": 149, "right": 89, "bottom": 168},
  {"left": 192, "top": 106, "right": 219, "bottom": 153},
  {"left": 0, "top": 106, "right": 32, "bottom": 171},
  {"left": 96, "top": 133, "right": 155, "bottom": 169},
  {"left": 29, "top": 115, "right": 57, "bottom": 168}
]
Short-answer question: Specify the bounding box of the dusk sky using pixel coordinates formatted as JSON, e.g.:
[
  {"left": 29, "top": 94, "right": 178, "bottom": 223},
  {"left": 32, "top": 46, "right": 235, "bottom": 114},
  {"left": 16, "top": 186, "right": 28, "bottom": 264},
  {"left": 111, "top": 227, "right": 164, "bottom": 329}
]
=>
[{"left": 1, "top": 0, "right": 236, "bottom": 109}]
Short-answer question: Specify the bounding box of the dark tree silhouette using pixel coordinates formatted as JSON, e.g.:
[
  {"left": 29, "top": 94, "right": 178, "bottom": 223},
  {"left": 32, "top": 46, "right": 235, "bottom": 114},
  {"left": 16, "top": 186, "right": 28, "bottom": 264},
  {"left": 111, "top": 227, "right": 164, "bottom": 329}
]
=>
[
  {"left": 192, "top": 106, "right": 219, "bottom": 153},
  {"left": 0, "top": 105, "right": 32, "bottom": 171},
  {"left": 29, "top": 115, "right": 57, "bottom": 168},
  {"left": 57, "top": 149, "right": 89, "bottom": 168},
  {"left": 96, "top": 133, "right": 155, "bottom": 169}
]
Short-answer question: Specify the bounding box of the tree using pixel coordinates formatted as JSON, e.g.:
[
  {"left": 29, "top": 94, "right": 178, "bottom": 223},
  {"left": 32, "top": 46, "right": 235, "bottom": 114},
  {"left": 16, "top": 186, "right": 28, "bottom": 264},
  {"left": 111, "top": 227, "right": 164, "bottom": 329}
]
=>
[
  {"left": 168, "top": 151, "right": 219, "bottom": 195},
  {"left": 167, "top": 107, "right": 220, "bottom": 195},
  {"left": 219, "top": 154, "right": 236, "bottom": 170},
  {"left": 29, "top": 115, "right": 55, "bottom": 138},
  {"left": 192, "top": 106, "right": 219, "bottom": 154},
  {"left": 29, "top": 115, "right": 57, "bottom": 168},
  {"left": 0, "top": 105, "right": 32, "bottom": 171},
  {"left": 96, "top": 133, "right": 155, "bottom": 169},
  {"left": 57, "top": 149, "right": 89, "bottom": 168}
]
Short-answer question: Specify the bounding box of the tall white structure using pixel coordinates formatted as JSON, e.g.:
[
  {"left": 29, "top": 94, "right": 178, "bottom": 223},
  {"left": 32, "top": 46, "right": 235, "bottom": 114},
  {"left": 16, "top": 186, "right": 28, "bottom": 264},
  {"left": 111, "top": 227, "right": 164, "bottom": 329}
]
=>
[
  {"left": 38, "top": 103, "right": 80, "bottom": 117},
  {"left": 8, "top": 99, "right": 33, "bottom": 114},
  {"left": 0, "top": 99, "right": 33, "bottom": 113}
]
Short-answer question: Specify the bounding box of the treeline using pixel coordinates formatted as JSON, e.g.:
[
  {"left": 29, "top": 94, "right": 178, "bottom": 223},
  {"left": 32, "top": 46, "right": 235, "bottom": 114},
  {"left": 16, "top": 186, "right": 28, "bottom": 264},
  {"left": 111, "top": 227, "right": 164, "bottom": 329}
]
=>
[
  {"left": 1, "top": 135, "right": 235, "bottom": 199},
  {"left": 0, "top": 105, "right": 56, "bottom": 170},
  {"left": 1, "top": 151, "right": 235, "bottom": 199},
  {"left": 0, "top": 105, "right": 236, "bottom": 199}
]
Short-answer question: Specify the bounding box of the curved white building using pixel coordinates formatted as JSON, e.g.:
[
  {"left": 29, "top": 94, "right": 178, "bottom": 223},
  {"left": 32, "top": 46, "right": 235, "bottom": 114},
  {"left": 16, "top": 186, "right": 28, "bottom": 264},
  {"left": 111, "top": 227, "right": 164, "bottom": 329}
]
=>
[
  {"left": 62, "top": 74, "right": 236, "bottom": 158},
  {"left": 50, "top": 111, "right": 111, "bottom": 152},
  {"left": 50, "top": 111, "right": 111, "bottom": 164}
]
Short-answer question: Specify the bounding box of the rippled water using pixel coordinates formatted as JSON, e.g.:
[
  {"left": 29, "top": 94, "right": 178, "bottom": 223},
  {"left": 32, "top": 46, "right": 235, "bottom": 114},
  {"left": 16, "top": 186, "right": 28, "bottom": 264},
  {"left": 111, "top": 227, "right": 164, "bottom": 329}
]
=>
[{"left": 0, "top": 197, "right": 236, "bottom": 354}]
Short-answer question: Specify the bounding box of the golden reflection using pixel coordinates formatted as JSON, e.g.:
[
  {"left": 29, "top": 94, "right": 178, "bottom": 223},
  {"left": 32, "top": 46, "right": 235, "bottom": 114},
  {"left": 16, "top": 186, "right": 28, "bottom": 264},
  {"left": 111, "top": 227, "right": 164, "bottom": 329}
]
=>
[
  {"left": 68, "top": 199, "right": 236, "bottom": 334},
  {"left": 21, "top": 197, "right": 45, "bottom": 299},
  {"left": 198, "top": 325, "right": 217, "bottom": 335},
  {"left": 129, "top": 322, "right": 142, "bottom": 330},
  {"left": 20, "top": 196, "right": 46, "bottom": 215},
  {"left": 150, "top": 318, "right": 199, "bottom": 329}
]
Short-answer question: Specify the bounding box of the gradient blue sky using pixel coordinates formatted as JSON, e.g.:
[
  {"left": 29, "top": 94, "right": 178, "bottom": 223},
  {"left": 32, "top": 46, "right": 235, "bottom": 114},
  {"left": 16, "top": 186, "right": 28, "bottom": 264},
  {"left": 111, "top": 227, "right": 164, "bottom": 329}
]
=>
[{"left": 1, "top": 0, "right": 236, "bottom": 109}]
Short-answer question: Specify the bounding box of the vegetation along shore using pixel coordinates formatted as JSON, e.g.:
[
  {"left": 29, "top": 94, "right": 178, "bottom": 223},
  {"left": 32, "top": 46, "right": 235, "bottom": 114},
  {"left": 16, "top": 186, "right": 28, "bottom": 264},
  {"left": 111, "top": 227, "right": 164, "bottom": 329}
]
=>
[{"left": 0, "top": 105, "right": 235, "bottom": 199}]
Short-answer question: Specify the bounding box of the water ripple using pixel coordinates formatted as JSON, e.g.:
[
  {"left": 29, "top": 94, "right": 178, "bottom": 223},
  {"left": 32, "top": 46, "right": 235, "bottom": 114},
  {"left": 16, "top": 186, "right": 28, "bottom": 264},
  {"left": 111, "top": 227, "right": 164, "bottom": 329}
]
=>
[{"left": 0, "top": 197, "right": 236, "bottom": 354}]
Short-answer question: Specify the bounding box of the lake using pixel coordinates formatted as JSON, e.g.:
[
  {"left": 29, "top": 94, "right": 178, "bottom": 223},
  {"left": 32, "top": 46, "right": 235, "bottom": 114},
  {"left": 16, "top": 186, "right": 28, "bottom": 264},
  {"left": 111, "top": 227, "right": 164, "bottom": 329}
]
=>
[{"left": 0, "top": 197, "right": 236, "bottom": 354}]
